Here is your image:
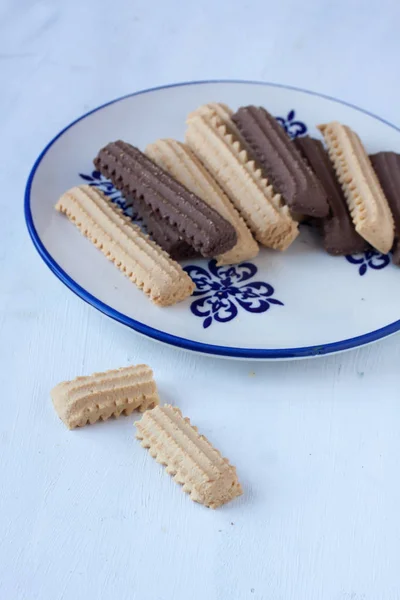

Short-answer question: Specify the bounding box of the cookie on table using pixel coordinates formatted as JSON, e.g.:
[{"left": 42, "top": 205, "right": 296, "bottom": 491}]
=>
[
  {"left": 52, "top": 365, "right": 159, "bottom": 429},
  {"left": 135, "top": 404, "right": 242, "bottom": 509}
]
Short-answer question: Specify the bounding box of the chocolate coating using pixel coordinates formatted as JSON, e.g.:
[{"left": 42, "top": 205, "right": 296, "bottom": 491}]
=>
[
  {"left": 295, "top": 136, "right": 367, "bottom": 255},
  {"left": 130, "top": 194, "right": 199, "bottom": 260},
  {"left": 393, "top": 239, "right": 400, "bottom": 266},
  {"left": 370, "top": 152, "right": 400, "bottom": 234},
  {"left": 232, "top": 106, "right": 329, "bottom": 218},
  {"left": 94, "top": 141, "right": 237, "bottom": 258}
]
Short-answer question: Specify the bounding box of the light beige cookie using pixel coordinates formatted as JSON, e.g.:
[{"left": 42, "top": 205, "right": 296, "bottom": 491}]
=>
[
  {"left": 52, "top": 365, "right": 159, "bottom": 429},
  {"left": 145, "top": 139, "right": 259, "bottom": 264},
  {"left": 187, "top": 102, "right": 243, "bottom": 138},
  {"left": 318, "top": 122, "right": 394, "bottom": 254},
  {"left": 55, "top": 185, "right": 194, "bottom": 306},
  {"left": 185, "top": 111, "right": 299, "bottom": 250},
  {"left": 135, "top": 405, "right": 242, "bottom": 509},
  {"left": 187, "top": 101, "right": 233, "bottom": 120}
]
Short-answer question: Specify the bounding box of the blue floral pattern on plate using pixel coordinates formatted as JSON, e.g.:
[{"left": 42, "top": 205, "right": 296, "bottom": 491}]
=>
[
  {"left": 79, "top": 170, "right": 141, "bottom": 220},
  {"left": 276, "top": 109, "right": 307, "bottom": 139},
  {"left": 346, "top": 250, "right": 392, "bottom": 276},
  {"left": 184, "top": 260, "right": 283, "bottom": 329}
]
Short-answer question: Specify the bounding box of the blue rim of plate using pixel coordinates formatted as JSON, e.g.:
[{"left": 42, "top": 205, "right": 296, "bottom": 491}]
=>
[{"left": 25, "top": 79, "right": 400, "bottom": 359}]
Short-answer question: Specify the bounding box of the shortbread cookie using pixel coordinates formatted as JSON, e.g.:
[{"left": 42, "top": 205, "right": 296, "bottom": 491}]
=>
[
  {"left": 52, "top": 365, "right": 159, "bottom": 429},
  {"left": 55, "top": 185, "right": 194, "bottom": 306},
  {"left": 135, "top": 405, "right": 242, "bottom": 509},
  {"left": 232, "top": 106, "right": 329, "bottom": 218},
  {"left": 185, "top": 111, "right": 299, "bottom": 250},
  {"left": 187, "top": 102, "right": 243, "bottom": 138},
  {"left": 145, "top": 139, "right": 259, "bottom": 264},
  {"left": 94, "top": 141, "right": 237, "bottom": 257},
  {"left": 318, "top": 122, "right": 394, "bottom": 254},
  {"left": 295, "top": 136, "right": 367, "bottom": 255}
]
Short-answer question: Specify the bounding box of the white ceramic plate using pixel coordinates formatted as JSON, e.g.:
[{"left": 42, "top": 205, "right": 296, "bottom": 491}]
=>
[{"left": 25, "top": 80, "right": 400, "bottom": 359}]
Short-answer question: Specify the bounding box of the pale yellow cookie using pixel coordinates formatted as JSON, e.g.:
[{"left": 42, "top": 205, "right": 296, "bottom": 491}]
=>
[
  {"left": 185, "top": 111, "right": 298, "bottom": 250},
  {"left": 187, "top": 102, "right": 243, "bottom": 138},
  {"left": 52, "top": 365, "right": 159, "bottom": 429},
  {"left": 187, "top": 101, "right": 233, "bottom": 120},
  {"left": 145, "top": 139, "right": 259, "bottom": 264},
  {"left": 135, "top": 405, "right": 243, "bottom": 509},
  {"left": 318, "top": 122, "right": 394, "bottom": 254},
  {"left": 55, "top": 185, "right": 194, "bottom": 306}
]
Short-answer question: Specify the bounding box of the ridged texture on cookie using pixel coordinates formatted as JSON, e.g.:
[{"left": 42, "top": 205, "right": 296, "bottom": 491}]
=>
[
  {"left": 145, "top": 138, "right": 259, "bottom": 264},
  {"left": 233, "top": 106, "right": 329, "bottom": 218},
  {"left": 129, "top": 193, "right": 199, "bottom": 260},
  {"left": 185, "top": 110, "right": 298, "bottom": 250},
  {"left": 187, "top": 102, "right": 242, "bottom": 137},
  {"left": 52, "top": 365, "right": 159, "bottom": 429},
  {"left": 318, "top": 122, "right": 394, "bottom": 254},
  {"left": 93, "top": 141, "right": 237, "bottom": 258},
  {"left": 55, "top": 185, "right": 195, "bottom": 306},
  {"left": 135, "top": 405, "right": 242, "bottom": 509}
]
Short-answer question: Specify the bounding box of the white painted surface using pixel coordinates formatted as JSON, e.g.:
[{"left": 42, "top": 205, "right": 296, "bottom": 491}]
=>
[{"left": 1, "top": 1, "right": 400, "bottom": 599}]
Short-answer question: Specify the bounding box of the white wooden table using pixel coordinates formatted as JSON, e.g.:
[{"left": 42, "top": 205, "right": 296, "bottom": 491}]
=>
[{"left": 2, "top": 1, "right": 400, "bottom": 599}]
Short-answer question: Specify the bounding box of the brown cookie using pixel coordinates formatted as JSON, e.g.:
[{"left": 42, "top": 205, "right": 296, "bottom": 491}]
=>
[
  {"left": 295, "top": 136, "right": 367, "bottom": 255},
  {"left": 94, "top": 141, "right": 237, "bottom": 258},
  {"left": 232, "top": 106, "right": 329, "bottom": 218}
]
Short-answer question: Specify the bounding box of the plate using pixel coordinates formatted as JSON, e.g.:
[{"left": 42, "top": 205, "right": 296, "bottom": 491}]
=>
[{"left": 25, "top": 80, "right": 400, "bottom": 359}]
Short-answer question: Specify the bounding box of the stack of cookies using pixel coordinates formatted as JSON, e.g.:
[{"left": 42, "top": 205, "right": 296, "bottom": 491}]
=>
[{"left": 56, "top": 101, "right": 400, "bottom": 308}]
